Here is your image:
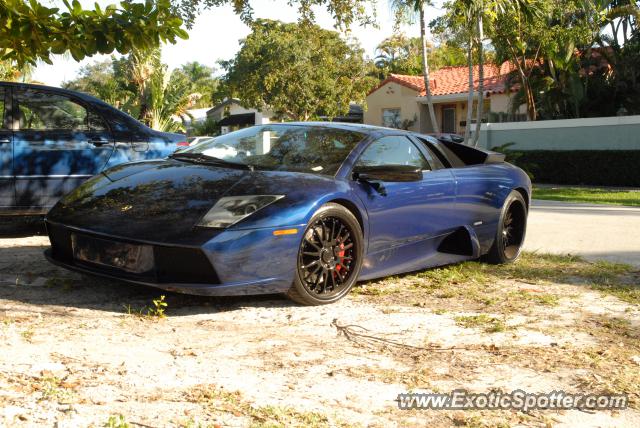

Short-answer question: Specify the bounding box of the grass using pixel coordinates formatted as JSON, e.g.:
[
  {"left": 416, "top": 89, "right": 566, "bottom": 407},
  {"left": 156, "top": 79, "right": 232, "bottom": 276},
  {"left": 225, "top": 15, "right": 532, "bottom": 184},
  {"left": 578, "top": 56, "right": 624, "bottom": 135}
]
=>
[
  {"left": 122, "top": 295, "right": 168, "bottom": 319},
  {"left": 454, "top": 314, "right": 507, "bottom": 333},
  {"left": 353, "top": 253, "right": 640, "bottom": 413},
  {"left": 38, "top": 376, "right": 76, "bottom": 404},
  {"left": 104, "top": 415, "right": 130, "bottom": 428},
  {"left": 533, "top": 186, "right": 640, "bottom": 206},
  {"left": 20, "top": 327, "right": 35, "bottom": 342},
  {"left": 185, "top": 385, "right": 347, "bottom": 428},
  {"left": 353, "top": 252, "right": 637, "bottom": 308}
]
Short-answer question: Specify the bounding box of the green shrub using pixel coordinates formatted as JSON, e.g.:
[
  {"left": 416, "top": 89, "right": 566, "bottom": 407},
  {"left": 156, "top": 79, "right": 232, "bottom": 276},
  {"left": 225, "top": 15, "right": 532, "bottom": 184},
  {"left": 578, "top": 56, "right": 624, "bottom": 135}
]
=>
[{"left": 190, "top": 118, "right": 219, "bottom": 137}]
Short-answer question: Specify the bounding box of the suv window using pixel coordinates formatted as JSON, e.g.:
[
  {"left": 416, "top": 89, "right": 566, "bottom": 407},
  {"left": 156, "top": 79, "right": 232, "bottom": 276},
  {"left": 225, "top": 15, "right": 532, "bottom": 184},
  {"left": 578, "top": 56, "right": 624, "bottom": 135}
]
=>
[
  {"left": 356, "top": 136, "right": 431, "bottom": 170},
  {"left": 0, "top": 88, "right": 6, "bottom": 129},
  {"left": 15, "top": 89, "right": 105, "bottom": 131}
]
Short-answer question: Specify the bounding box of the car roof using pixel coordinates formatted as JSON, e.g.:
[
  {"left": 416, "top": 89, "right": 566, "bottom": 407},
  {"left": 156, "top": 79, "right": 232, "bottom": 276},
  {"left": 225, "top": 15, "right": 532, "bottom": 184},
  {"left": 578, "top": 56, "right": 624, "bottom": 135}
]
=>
[
  {"left": 269, "top": 121, "right": 419, "bottom": 137},
  {"left": 0, "top": 80, "right": 155, "bottom": 132},
  {"left": 0, "top": 80, "right": 113, "bottom": 108}
]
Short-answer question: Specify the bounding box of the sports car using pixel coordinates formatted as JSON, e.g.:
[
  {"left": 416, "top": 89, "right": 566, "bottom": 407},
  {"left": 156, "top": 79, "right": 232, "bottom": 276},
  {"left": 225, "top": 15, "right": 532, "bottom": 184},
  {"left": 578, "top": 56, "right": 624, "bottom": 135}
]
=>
[{"left": 44, "top": 123, "right": 531, "bottom": 305}]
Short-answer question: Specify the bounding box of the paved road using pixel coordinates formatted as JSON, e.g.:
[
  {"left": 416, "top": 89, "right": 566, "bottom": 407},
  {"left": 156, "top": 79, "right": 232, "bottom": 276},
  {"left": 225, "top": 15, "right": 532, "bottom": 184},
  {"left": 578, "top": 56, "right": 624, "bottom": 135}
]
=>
[{"left": 525, "top": 200, "right": 640, "bottom": 268}]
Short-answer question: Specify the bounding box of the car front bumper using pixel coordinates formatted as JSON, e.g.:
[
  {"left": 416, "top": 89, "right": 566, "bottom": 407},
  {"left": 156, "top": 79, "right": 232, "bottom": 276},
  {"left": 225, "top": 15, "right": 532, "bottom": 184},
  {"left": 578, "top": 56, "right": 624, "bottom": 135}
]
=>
[{"left": 44, "top": 220, "right": 303, "bottom": 296}]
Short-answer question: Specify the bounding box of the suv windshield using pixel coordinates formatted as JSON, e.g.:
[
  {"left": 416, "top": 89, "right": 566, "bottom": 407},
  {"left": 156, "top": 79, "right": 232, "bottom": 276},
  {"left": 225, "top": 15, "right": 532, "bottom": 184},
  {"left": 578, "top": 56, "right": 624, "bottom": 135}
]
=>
[{"left": 178, "top": 125, "right": 365, "bottom": 175}]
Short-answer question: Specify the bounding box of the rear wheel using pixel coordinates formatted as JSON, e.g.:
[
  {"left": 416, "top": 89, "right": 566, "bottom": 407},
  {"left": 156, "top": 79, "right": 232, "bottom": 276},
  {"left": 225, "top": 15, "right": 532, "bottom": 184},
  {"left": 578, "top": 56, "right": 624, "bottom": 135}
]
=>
[
  {"left": 287, "top": 203, "right": 363, "bottom": 305},
  {"left": 484, "top": 191, "right": 528, "bottom": 264}
]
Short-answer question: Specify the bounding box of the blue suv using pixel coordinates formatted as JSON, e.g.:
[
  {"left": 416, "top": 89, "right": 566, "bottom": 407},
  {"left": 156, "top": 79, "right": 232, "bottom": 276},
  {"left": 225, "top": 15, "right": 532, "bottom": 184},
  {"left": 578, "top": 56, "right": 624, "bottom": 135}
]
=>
[{"left": 0, "top": 82, "right": 187, "bottom": 214}]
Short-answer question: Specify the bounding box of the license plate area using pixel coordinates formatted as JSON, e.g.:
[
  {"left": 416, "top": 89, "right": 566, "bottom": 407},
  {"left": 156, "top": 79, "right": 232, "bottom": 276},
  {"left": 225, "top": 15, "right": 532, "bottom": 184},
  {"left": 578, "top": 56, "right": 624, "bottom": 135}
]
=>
[{"left": 71, "top": 233, "right": 154, "bottom": 274}]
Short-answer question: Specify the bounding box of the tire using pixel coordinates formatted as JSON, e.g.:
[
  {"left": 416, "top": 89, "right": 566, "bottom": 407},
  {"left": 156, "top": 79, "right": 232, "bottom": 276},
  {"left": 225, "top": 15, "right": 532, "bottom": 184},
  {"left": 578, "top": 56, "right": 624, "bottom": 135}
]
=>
[
  {"left": 287, "top": 203, "right": 364, "bottom": 305},
  {"left": 484, "top": 190, "right": 528, "bottom": 264}
]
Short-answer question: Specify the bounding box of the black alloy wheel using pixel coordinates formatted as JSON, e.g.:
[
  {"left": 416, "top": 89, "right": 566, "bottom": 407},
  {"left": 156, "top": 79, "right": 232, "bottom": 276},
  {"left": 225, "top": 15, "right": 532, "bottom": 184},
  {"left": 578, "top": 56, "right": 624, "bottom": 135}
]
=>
[
  {"left": 484, "top": 190, "right": 528, "bottom": 264},
  {"left": 287, "top": 203, "right": 363, "bottom": 305}
]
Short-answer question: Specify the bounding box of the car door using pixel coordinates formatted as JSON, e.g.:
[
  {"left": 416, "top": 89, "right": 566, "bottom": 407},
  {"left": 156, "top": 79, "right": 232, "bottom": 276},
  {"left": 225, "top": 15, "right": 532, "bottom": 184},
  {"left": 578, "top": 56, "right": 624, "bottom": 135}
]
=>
[
  {"left": 350, "top": 135, "right": 456, "bottom": 277},
  {"left": 12, "top": 87, "right": 115, "bottom": 209},
  {"left": 0, "top": 86, "right": 13, "bottom": 209}
]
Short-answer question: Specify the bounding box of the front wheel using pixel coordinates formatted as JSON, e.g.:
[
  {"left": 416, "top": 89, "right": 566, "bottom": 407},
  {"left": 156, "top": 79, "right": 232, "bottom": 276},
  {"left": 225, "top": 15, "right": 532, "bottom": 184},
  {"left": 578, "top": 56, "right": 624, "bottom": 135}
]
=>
[
  {"left": 287, "top": 203, "right": 363, "bottom": 305},
  {"left": 484, "top": 190, "right": 528, "bottom": 264}
]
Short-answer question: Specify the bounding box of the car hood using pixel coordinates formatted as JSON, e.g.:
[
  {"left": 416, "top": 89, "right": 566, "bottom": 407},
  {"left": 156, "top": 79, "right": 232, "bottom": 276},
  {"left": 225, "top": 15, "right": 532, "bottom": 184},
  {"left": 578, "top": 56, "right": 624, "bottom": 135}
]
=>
[{"left": 46, "top": 159, "right": 339, "bottom": 243}]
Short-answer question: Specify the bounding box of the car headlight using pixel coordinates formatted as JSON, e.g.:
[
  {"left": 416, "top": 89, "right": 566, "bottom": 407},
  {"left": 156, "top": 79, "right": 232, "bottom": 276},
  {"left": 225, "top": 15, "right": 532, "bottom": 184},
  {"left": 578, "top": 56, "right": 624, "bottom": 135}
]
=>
[{"left": 197, "top": 195, "right": 284, "bottom": 228}]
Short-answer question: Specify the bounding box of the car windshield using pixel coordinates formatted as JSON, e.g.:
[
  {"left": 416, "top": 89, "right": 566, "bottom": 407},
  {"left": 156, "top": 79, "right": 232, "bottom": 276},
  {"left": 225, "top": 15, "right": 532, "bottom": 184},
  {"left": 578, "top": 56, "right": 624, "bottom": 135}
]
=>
[{"left": 178, "top": 125, "right": 365, "bottom": 175}]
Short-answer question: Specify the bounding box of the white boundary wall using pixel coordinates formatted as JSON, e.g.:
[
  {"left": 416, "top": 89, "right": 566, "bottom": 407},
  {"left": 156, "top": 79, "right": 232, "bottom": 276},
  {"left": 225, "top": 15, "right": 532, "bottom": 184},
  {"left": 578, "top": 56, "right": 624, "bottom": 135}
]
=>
[{"left": 477, "top": 115, "right": 640, "bottom": 151}]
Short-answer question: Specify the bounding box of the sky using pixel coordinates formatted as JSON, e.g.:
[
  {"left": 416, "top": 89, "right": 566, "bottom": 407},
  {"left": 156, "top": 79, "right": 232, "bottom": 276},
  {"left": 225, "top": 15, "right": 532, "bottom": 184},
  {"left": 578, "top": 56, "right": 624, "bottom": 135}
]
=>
[{"left": 31, "top": 0, "right": 445, "bottom": 86}]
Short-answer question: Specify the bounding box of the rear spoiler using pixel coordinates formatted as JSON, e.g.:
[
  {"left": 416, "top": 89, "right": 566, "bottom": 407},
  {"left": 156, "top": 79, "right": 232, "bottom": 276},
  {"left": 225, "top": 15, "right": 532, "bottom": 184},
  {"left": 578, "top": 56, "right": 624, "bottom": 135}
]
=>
[{"left": 440, "top": 140, "right": 505, "bottom": 165}]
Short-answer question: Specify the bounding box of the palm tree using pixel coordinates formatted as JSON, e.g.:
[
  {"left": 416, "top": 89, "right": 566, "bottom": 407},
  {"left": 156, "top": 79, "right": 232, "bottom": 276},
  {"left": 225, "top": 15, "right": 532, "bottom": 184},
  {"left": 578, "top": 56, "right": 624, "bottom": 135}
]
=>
[
  {"left": 472, "top": 0, "right": 484, "bottom": 146},
  {"left": 463, "top": 39, "right": 475, "bottom": 145},
  {"left": 450, "top": 1, "right": 477, "bottom": 145},
  {"left": 390, "top": 0, "right": 439, "bottom": 133},
  {"left": 127, "top": 48, "right": 197, "bottom": 132},
  {"left": 128, "top": 48, "right": 162, "bottom": 123},
  {"left": 450, "top": 0, "right": 540, "bottom": 144},
  {"left": 147, "top": 68, "right": 195, "bottom": 132},
  {"left": 442, "top": 0, "right": 483, "bottom": 144}
]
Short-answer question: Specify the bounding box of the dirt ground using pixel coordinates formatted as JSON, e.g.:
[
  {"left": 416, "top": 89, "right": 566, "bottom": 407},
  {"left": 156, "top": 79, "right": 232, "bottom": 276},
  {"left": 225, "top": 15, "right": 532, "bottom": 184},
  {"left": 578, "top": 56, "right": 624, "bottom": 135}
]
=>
[{"left": 1, "top": 220, "right": 639, "bottom": 427}]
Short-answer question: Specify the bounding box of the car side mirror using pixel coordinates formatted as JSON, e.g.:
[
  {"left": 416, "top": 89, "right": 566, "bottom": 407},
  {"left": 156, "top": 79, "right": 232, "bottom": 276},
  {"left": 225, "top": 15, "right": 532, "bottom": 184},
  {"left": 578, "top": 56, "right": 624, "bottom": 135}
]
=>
[{"left": 352, "top": 165, "right": 423, "bottom": 183}]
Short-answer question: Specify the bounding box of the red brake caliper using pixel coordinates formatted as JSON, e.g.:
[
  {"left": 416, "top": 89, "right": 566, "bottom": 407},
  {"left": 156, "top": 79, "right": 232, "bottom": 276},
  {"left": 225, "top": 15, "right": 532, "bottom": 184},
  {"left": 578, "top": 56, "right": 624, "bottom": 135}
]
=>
[{"left": 334, "top": 243, "right": 346, "bottom": 276}]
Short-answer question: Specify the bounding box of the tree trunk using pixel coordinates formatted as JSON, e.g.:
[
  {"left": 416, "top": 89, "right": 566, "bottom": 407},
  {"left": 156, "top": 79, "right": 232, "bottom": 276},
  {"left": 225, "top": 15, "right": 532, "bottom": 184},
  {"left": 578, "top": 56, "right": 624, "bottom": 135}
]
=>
[
  {"left": 464, "top": 36, "right": 474, "bottom": 145},
  {"left": 138, "top": 83, "right": 150, "bottom": 125},
  {"left": 472, "top": 6, "right": 484, "bottom": 147},
  {"left": 420, "top": 5, "right": 439, "bottom": 134},
  {"left": 514, "top": 60, "right": 537, "bottom": 121},
  {"left": 524, "top": 79, "right": 537, "bottom": 121}
]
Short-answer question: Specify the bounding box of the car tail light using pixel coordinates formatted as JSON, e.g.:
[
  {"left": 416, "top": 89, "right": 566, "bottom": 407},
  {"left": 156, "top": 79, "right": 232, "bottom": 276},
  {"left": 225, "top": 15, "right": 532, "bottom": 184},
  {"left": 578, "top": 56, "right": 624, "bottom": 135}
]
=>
[{"left": 176, "top": 141, "right": 189, "bottom": 147}]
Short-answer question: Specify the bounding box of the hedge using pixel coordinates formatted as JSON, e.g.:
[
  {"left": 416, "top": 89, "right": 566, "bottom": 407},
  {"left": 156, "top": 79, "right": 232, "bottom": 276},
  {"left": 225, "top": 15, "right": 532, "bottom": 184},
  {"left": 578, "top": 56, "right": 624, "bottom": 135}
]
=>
[{"left": 501, "top": 150, "right": 640, "bottom": 187}]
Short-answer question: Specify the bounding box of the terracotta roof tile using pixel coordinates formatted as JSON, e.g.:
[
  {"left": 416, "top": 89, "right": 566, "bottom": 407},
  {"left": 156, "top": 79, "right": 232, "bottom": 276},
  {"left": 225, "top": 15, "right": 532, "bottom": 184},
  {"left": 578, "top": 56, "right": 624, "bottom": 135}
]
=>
[{"left": 369, "top": 63, "right": 510, "bottom": 97}]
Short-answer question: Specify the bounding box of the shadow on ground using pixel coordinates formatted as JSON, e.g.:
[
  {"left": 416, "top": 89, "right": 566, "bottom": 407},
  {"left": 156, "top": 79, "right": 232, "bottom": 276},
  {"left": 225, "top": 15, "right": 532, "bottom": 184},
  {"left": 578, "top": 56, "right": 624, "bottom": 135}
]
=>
[{"left": 0, "top": 226, "right": 296, "bottom": 317}]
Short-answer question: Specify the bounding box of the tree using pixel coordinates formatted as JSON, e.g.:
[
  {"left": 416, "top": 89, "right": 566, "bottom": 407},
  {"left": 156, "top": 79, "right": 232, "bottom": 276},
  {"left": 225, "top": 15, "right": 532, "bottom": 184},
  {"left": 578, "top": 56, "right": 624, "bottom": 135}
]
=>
[
  {"left": 63, "top": 50, "right": 200, "bottom": 132},
  {"left": 435, "top": 0, "right": 482, "bottom": 144},
  {"left": 127, "top": 48, "right": 162, "bottom": 123},
  {"left": 473, "top": 0, "right": 484, "bottom": 145},
  {"left": 373, "top": 34, "right": 466, "bottom": 78},
  {"left": 0, "top": 0, "right": 187, "bottom": 67},
  {"left": 390, "top": 0, "right": 439, "bottom": 133},
  {"left": 147, "top": 65, "right": 195, "bottom": 132},
  {"left": 437, "top": 0, "right": 639, "bottom": 123},
  {"left": 170, "top": 0, "right": 376, "bottom": 29},
  {"left": 122, "top": 48, "right": 198, "bottom": 130},
  {"left": 0, "top": 60, "right": 32, "bottom": 82},
  {"left": 374, "top": 35, "right": 423, "bottom": 76},
  {"left": 63, "top": 60, "right": 132, "bottom": 107},
  {"left": 175, "top": 62, "right": 221, "bottom": 107},
  {"left": 220, "top": 19, "right": 376, "bottom": 121}
]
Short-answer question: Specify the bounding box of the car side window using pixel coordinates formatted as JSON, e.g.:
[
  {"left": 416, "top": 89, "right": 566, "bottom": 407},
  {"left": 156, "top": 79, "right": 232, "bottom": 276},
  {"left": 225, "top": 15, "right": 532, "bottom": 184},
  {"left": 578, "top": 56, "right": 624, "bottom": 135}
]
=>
[
  {"left": 416, "top": 137, "right": 459, "bottom": 168},
  {"left": 419, "top": 141, "right": 446, "bottom": 170},
  {"left": 87, "top": 109, "right": 108, "bottom": 131},
  {"left": 16, "top": 89, "right": 93, "bottom": 131},
  {"left": 356, "top": 136, "right": 431, "bottom": 170}
]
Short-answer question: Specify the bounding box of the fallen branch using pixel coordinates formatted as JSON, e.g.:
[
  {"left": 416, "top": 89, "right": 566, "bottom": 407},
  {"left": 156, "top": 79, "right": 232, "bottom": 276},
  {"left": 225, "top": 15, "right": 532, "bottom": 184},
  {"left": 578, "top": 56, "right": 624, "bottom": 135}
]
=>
[{"left": 331, "top": 319, "right": 473, "bottom": 352}]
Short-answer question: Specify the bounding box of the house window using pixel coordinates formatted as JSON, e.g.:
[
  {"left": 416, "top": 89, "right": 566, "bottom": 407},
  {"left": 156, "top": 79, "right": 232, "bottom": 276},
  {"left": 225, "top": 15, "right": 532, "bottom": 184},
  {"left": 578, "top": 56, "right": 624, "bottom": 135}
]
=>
[{"left": 382, "top": 108, "right": 401, "bottom": 128}]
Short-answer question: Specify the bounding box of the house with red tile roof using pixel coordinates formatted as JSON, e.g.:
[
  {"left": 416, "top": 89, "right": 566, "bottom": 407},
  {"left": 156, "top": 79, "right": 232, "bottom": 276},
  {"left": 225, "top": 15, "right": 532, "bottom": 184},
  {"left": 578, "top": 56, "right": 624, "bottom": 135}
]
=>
[{"left": 364, "top": 62, "right": 527, "bottom": 134}]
